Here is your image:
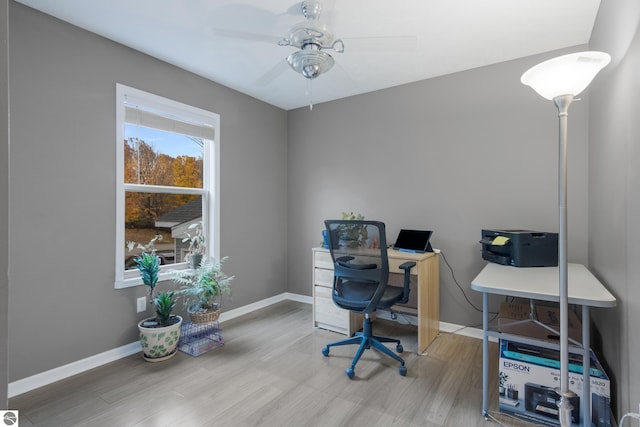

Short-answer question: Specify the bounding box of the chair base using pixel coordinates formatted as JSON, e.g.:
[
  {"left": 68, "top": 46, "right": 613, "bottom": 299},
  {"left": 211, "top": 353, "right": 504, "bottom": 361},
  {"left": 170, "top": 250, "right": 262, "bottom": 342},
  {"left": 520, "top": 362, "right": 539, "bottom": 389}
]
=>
[{"left": 321, "top": 315, "right": 406, "bottom": 379}]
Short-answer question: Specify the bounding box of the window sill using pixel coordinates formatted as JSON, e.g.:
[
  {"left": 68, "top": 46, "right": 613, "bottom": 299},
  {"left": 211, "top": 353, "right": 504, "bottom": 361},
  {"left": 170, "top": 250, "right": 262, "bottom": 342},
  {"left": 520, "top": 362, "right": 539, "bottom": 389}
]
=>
[{"left": 114, "top": 265, "right": 189, "bottom": 289}]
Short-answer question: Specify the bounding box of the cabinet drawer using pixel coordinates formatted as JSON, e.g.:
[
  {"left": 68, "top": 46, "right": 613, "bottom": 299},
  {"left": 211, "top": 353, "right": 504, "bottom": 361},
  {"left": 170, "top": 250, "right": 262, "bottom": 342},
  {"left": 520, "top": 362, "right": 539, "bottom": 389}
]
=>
[
  {"left": 314, "top": 268, "right": 334, "bottom": 287},
  {"left": 314, "top": 250, "right": 333, "bottom": 270},
  {"left": 314, "top": 286, "right": 350, "bottom": 333}
]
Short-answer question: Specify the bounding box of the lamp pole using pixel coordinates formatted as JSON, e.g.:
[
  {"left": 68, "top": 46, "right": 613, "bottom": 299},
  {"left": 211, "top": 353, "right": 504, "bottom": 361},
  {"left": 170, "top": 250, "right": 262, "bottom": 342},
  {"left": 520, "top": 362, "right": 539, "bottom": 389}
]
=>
[
  {"left": 521, "top": 51, "right": 610, "bottom": 427},
  {"left": 554, "top": 94, "right": 576, "bottom": 427}
]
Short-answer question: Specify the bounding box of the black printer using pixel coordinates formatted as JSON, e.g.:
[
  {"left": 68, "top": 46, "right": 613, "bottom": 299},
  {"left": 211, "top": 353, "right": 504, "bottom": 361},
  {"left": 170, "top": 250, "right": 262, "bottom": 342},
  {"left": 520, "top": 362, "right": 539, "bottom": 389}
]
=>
[{"left": 480, "top": 229, "right": 558, "bottom": 267}]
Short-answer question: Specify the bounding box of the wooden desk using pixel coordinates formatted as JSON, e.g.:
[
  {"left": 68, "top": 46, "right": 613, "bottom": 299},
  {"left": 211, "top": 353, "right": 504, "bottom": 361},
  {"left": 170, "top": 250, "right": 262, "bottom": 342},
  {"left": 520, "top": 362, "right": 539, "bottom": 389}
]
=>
[
  {"left": 312, "top": 247, "right": 440, "bottom": 354},
  {"left": 471, "top": 263, "right": 616, "bottom": 425}
]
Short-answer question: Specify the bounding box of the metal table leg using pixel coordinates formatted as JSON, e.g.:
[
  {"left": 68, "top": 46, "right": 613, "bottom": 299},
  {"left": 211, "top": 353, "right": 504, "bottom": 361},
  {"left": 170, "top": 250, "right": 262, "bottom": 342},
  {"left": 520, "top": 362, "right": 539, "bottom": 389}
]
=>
[
  {"left": 482, "top": 291, "right": 489, "bottom": 418},
  {"left": 582, "top": 305, "right": 591, "bottom": 426}
]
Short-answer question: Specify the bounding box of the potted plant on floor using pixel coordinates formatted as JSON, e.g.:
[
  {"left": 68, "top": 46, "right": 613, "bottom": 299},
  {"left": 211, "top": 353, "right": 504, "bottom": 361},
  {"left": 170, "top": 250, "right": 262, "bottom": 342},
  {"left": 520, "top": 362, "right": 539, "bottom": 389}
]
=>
[
  {"left": 172, "top": 256, "right": 233, "bottom": 324},
  {"left": 129, "top": 236, "right": 183, "bottom": 362}
]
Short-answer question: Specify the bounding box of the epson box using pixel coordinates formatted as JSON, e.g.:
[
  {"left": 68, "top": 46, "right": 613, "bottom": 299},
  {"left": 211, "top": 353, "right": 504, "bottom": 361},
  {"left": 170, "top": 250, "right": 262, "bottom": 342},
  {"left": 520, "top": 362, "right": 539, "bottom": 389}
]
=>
[{"left": 498, "top": 339, "right": 611, "bottom": 426}]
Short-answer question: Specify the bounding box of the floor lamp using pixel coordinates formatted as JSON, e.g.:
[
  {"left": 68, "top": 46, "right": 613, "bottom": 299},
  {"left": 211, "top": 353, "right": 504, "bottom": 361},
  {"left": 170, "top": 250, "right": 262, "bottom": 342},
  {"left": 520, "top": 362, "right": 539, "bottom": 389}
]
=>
[{"left": 521, "top": 51, "right": 610, "bottom": 427}]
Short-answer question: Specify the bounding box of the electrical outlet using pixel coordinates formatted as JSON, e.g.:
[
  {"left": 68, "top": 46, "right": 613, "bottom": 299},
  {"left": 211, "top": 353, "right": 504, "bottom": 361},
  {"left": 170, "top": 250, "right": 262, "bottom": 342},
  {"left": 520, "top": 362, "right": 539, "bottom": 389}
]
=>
[{"left": 136, "top": 297, "right": 147, "bottom": 313}]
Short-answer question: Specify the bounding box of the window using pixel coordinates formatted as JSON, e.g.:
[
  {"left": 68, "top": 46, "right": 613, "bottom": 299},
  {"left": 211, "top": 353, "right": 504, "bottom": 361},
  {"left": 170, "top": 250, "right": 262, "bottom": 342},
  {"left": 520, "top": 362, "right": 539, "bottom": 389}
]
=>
[{"left": 115, "top": 84, "right": 220, "bottom": 288}]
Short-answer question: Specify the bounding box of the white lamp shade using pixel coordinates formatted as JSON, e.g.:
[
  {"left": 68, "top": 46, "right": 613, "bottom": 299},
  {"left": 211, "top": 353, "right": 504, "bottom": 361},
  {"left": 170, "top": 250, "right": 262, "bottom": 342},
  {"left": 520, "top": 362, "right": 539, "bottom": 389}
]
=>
[{"left": 521, "top": 51, "right": 611, "bottom": 100}]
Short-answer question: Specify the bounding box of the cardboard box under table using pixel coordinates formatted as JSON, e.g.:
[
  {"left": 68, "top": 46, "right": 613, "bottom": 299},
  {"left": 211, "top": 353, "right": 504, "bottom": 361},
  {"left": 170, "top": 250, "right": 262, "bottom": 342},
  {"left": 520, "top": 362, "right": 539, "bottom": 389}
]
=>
[
  {"left": 498, "top": 301, "right": 582, "bottom": 343},
  {"left": 498, "top": 338, "right": 611, "bottom": 426}
]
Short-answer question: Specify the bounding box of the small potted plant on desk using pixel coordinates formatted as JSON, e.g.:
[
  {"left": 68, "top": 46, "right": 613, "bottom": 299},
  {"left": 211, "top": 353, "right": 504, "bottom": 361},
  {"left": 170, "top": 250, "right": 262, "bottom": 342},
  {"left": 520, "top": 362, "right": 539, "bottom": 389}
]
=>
[
  {"left": 129, "top": 236, "right": 183, "bottom": 362},
  {"left": 337, "top": 211, "right": 368, "bottom": 248},
  {"left": 172, "top": 256, "right": 233, "bottom": 324},
  {"left": 182, "top": 221, "right": 205, "bottom": 269}
]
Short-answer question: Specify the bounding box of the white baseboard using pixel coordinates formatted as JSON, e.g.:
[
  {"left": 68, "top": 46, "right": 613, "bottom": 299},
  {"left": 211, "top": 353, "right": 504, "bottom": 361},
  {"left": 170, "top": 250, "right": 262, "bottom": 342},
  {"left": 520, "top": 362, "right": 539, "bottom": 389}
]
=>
[
  {"left": 282, "top": 292, "right": 313, "bottom": 305},
  {"left": 374, "top": 310, "right": 491, "bottom": 342},
  {"left": 8, "top": 341, "right": 141, "bottom": 398},
  {"left": 8, "top": 292, "right": 488, "bottom": 398},
  {"left": 218, "top": 292, "right": 312, "bottom": 323},
  {"left": 439, "top": 320, "right": 496, "bottom": 342}
]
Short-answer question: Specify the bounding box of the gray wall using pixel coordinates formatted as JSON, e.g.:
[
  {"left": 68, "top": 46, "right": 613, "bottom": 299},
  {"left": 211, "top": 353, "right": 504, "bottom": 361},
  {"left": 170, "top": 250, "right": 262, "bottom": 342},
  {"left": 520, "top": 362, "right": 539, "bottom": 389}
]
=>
[
  {"left": 6, "top": 2, "right": 638, "bottom": 418},
  {"left": 287, "top": 49, "right": 590, "bottom": 328},
  {"left": 7, "top": 2, "right": 288, "bottom": 381},
  {"left": 1, "top": 0, "right": 8, "bottom": 410},
  {"left": 589, "top": 0, "right": 640, "bottom": 415}
]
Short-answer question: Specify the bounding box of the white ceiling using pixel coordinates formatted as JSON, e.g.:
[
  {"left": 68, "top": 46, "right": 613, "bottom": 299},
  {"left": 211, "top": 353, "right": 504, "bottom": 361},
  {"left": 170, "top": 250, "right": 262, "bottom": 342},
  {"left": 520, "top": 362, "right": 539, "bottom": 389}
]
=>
[{"left": 15, "top": 0, "right": 601, "bottom": 110}]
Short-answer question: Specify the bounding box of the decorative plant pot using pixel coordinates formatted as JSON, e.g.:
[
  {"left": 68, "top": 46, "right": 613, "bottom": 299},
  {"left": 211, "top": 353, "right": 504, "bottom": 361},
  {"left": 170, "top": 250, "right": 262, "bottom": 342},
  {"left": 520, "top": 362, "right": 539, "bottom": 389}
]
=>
[
  {"left": 188, "top": 305, "right": 221, "bottom": 324},
  {"left": 339, "top": 238, "right": 358, "bottom": 248},
  {"left": 188, "top": 254, "right": 203, "bottom": 269},
  {"left": 138, "top": 315, "right": 183, "bottom": 362},
  {"left": 190, "top": 309, "right": 220, "bottom": 324}
]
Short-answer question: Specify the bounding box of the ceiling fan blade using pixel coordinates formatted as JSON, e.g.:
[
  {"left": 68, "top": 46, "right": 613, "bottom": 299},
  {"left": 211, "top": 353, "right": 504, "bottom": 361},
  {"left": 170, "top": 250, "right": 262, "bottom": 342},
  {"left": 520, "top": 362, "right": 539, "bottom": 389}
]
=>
[
  {"left": 342, "top": 35, "right": 418, "bottom": 53},
  {"left": 207, "top": 2, "right": 299, "bottom": 44},
  {"left": 284, "top": 1, "right": 306, "bottom": 17},
  {"left": 211, "top": 28, "right": 282, "bottom": 44},
  {"left": 255, "top": 60, "right": 290, "bottom": 86},
  {"left": 315, "top": 0, "right": 337, "bottom": 27},
  {"left": 329, "top": 60, "right": 358, "bottom": 91}
]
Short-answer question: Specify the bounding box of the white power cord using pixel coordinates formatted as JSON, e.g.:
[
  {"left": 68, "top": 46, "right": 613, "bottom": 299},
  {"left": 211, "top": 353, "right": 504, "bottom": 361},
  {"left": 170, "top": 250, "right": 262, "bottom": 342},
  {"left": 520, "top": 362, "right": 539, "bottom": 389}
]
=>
[{"left": 619, "top": 412, "right": 640, "bottom": 426}]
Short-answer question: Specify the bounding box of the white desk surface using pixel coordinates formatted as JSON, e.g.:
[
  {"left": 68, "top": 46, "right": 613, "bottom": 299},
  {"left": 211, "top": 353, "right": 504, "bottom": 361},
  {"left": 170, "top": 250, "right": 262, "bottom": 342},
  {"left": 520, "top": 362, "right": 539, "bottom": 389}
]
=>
[{"left": 471, "top": 262, "right": 616, "bottom": 307}]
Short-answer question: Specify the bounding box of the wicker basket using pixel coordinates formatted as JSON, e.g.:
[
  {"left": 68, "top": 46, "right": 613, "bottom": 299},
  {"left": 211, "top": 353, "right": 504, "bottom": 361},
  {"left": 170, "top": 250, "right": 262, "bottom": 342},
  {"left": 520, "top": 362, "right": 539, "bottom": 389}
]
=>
[{"left": 189, "top": 308, "right": 220, "bottom": 324}]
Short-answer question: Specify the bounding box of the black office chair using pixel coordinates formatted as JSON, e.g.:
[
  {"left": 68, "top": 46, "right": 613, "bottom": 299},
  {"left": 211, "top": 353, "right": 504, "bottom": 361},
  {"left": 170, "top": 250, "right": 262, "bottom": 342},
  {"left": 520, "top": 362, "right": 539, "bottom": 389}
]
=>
[{"left": 321, "top": 220, "right": 416, "bottom": 379}]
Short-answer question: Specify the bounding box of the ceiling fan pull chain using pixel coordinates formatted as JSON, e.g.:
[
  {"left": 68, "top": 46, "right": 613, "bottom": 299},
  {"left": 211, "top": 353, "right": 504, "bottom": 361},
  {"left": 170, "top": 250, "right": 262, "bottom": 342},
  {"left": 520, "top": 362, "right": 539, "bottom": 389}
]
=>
[{"left": 308, "top": 79, "right": 314, "bottom": 111}]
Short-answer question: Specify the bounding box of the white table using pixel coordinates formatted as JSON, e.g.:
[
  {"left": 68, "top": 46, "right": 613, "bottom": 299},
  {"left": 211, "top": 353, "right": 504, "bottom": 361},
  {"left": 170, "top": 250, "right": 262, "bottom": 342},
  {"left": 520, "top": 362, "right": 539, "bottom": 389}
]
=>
[{"left": 471, "top": 262, "right": 616, "bottom": 425}]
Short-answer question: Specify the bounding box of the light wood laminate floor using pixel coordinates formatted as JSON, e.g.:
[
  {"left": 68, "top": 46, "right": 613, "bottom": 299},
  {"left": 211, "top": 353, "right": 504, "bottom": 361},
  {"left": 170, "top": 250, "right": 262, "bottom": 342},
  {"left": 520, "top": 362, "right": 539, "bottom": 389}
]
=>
[{"left": 10, "top": 301, "right": 538, "bottom": 426}]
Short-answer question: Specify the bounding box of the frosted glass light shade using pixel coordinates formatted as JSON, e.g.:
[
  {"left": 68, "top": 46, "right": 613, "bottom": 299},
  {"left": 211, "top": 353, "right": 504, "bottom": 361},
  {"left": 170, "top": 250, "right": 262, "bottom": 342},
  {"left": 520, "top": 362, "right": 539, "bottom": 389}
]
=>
[
  {"left": 521, "top": 51, "right": 611, "bottom": 100},
  {"left": 287, "top": 49, "right": 334, "bottom": 79}
]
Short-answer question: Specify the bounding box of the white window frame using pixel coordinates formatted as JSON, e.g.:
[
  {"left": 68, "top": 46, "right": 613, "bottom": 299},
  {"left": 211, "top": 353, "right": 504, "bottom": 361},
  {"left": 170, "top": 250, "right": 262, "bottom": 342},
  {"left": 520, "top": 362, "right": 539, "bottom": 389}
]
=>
[{"left": 115, "top": 84, "right": 220, "bottom": 289}]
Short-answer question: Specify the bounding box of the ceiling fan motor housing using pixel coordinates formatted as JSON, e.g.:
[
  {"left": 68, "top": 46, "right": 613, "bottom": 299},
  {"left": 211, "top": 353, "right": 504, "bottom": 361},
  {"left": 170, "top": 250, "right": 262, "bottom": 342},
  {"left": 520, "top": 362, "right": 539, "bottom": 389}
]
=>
[{"left": 282, "top": 0, "right": 342, "bottom": 79}]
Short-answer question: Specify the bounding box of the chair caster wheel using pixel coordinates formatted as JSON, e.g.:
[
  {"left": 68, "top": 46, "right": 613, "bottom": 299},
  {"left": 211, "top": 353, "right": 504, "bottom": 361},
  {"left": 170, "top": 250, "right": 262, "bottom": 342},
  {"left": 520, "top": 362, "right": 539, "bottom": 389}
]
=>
[
  {"left": 399, "top": 365, "right": 407, "bottom": 376},
  {"left": 396, "top": 344, "right": 403, "bottom": 353},
  {"left": 345, "top": 368, "right": 355, "bottom": 379},
  {"left": 322, "top": 347, "right": 329, "bottom": 357}
]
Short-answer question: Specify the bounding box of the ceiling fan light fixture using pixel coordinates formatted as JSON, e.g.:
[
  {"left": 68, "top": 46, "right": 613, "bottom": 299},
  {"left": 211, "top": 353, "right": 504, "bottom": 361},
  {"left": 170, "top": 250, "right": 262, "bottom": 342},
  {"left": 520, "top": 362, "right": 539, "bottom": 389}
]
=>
[{"left": 287, "top": 50, "right": 334, "bottom": 79}]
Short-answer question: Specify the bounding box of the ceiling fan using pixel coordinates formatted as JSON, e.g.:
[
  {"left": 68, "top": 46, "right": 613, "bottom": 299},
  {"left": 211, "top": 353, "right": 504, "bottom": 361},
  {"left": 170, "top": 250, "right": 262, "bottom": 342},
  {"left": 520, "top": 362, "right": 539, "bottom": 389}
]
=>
[
  {"left": 211, "top": 0, "right": 416, "bottom": 86},
  {"left": 277, "top": 0, "right": 344, "bottom": 80},
  {"left": 210, "top": 0, "right": 416, "bottom": 108}
]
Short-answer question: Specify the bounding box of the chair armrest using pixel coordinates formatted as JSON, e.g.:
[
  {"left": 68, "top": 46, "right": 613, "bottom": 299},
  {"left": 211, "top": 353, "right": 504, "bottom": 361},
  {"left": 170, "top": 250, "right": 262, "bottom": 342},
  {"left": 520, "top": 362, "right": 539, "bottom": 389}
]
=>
[
  {"left": 399, "top": 261, "right": 416, "bottom": 271},
  {"left": 398, "top": 262, "right": 416, "bottom": 304}
]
